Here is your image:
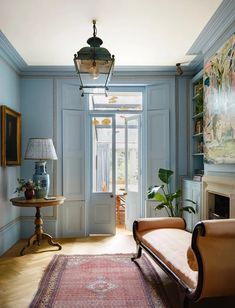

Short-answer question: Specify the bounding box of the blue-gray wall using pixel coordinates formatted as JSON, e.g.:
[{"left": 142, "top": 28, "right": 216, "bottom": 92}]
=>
[
  {"left": 0, "top": 0, "right": 234, "bottom": 254},
  {"left": 0, "top": 57, "right": 21, "bottom": 255},
  {"left": 20, "top": 78, "right": 56, "bottom": 238},
  {"left": 20, "top": 78, "right": 54, "bottom": 180}
]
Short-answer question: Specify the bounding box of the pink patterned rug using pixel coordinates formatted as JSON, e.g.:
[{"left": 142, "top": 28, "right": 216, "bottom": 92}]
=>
[{"left": 30, "top": 254, "right": 170, "bottom": 307}]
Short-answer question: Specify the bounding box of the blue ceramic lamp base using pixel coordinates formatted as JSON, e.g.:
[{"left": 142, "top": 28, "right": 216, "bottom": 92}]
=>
[{"left": 33, "top": 161, "right": 50, "bottom": 198}]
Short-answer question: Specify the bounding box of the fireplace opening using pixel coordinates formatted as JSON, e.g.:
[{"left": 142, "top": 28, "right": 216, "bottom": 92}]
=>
[{"left": 208, "top": 193, "right": 229, "bottom": 219}]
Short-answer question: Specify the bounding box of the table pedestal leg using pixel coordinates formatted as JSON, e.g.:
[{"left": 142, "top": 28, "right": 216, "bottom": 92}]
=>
[
  {"left": 20, "top": 207, "right": 62, "bottom": 256},
  {"left": 20, "top": 233, "right": 38, "bottom": 256},
  {"left": 41, "top": 233, "right": 62, "bottom": 249}
]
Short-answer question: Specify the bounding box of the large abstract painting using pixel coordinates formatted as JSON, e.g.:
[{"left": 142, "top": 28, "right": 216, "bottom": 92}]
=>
[{"left": 204, "top": 33, "right": 235, "bottom": 164}]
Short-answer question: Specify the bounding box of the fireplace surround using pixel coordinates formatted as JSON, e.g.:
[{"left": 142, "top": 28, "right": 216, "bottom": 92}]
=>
[{"left": 202, "top": 175, "right": 235, "bottom": 219}]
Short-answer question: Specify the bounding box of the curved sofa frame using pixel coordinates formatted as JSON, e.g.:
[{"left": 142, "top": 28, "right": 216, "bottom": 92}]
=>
[{"left": 132, "top": 217, "right": 235, "bottom": 307}]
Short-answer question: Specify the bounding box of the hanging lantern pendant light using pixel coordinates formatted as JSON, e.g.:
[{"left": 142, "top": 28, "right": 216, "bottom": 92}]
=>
[{"left": 74, "top": 20, "right": 115, "bottom": 96}]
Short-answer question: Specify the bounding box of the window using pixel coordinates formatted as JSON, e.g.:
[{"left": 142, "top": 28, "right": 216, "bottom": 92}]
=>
[{"left": 89, "top": 92, "right": 142, "bottom": 111}]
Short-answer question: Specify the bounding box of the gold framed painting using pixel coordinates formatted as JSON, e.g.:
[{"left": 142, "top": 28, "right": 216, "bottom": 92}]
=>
[{"left": 1, "top": 105, "right": 21, "bottom": 166}]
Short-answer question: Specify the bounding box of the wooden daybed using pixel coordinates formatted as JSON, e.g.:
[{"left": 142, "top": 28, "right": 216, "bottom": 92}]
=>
[{"left": 132, "top": 217, "right": 235, "bottom": 307}]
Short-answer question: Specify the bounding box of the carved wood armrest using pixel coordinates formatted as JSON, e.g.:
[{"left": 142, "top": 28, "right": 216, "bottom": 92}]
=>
[{"left": 190, "top": 220, "right": 235, "bottom": 300}]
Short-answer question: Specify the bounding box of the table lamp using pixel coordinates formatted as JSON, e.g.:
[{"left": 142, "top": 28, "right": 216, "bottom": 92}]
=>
[{"left": 25, "top": 138, "right": 58, "bottom": 198}]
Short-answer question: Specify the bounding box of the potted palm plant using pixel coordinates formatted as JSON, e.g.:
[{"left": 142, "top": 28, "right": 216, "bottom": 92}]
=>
[{"left": 147, "top": 168, "right": 196, "bottom": 217}]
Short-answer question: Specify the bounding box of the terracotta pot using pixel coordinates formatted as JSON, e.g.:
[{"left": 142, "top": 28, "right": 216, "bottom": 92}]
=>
[{"left": 24, "top": 189, "right": 35, "bottom": 200}]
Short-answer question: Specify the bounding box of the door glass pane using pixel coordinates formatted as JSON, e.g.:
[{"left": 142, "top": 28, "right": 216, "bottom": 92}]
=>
[
  {"left": 92, "top": 116, "right": 113, "bottom": 192},
  {"left": 116, "top": 114, "right": 126, "bottom": 192},
  {"left": 127, "top": 118, "right": 139, "bottom": 192}
]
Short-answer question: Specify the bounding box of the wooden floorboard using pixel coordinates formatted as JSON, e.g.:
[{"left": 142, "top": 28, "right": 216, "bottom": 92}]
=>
[{"left": 0, "top": 227, "right": 137, "bottom": 308}]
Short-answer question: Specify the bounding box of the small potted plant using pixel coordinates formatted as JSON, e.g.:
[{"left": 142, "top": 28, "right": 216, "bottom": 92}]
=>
[
  {"left": 15, "top": 178, "right": 41, "bottom": 200},
  {"left": 147, "top": 168, "right": 196, "bottom": 217}
]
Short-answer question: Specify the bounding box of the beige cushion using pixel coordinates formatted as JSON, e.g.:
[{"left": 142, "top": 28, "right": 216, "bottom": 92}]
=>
[
  {"left": 139, "top": 228, "right": 198, "bottom": 290},
  {"left": 187, "top": 247, "right": 198, "bottom": 271}
]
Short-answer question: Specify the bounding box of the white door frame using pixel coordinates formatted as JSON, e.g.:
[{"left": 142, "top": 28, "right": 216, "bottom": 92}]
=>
[{"left": 86, "top": 91, "right": 145, "bottom": 234}]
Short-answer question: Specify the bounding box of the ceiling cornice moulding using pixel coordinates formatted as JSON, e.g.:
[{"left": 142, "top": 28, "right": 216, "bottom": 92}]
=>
[
  {"left": 19, "top": 64, "right": 195, "bottom": 77},
  {"left": 0, "top": 31, "right": 26, "bottom": 72},
  {"left": 187, "top": 0, "right": 235, "bottom": 56}
]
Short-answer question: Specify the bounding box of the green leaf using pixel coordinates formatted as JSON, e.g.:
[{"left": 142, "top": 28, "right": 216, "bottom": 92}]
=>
[
  {"left": 173, "top": 189, "right": 182, "bottom": 198},
  {"left": 180, "top": 206, "right": 196, "bottom": 214},
  {"left": 184, "top": 198, "right": 197, "bottom": 205},
  {"left": 154, "top": 192, "right": 167, "bottom": 203},
  {"left": 167, "top": 189, "right": 182, "bottom": 202},
  {"left": 147, "top": 186, "right": 161, "bottom": 199},
  {"left": 158, "top": 168, "right": 173, "bottom": 184},
  {"left": 155, "top": 203, "right": 165, "bottom": 210}
]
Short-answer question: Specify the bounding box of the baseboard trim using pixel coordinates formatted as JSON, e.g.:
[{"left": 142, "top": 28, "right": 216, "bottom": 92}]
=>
[
  {"left": 0, "top": 217, "right": 21, "bottom": 255},
  {"left": 0, "top": 216, "right": 20, "bottom": 232}
]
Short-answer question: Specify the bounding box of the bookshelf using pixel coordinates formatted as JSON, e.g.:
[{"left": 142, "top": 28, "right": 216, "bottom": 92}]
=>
[{"left": 191, "top": 71, "right": 204, "bottom": 180}]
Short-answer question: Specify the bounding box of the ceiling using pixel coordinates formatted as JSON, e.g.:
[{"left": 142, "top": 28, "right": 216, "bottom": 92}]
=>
[{"left": 0, "top": 0, "right": 223, "bottom": 68}]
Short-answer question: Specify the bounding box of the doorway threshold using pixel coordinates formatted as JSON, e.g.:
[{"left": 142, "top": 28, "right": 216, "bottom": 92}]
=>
[{"left": 89, "top": 234, "right": 113, "bottom": 237}]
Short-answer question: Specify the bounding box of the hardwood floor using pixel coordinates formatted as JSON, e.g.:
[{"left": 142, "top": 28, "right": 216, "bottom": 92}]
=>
[{"left": 0, "top": 227, "right": 137, "bottom": 308}]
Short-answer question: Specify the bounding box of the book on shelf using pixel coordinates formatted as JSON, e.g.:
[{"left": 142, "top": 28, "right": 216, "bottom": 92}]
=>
[
  {"left": 194, "top": 120, "right": 203, "bottom": 134},
  {"left": 194, "top": 81, "right": 203, "bottom": 96}
]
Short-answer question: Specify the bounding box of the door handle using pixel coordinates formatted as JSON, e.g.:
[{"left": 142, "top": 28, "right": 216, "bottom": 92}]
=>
[{"left": 110, "top": 194, "right": 114, "bottom": 198}]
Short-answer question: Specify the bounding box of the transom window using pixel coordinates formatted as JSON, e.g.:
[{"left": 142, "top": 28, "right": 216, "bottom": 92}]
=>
[{"left": 89, "top": 92, "right": 142, "bottom": 111}]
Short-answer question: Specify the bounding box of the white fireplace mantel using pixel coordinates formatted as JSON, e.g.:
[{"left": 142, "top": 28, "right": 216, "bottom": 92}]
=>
[{"left": 202, "top": 175, "right": 235, "bottom": 219}]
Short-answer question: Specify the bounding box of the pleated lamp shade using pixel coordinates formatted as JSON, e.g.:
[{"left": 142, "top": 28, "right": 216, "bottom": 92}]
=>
[
  {"left": 24, "top": 138, "right": 57, "bottom": 198},
  {"left": 25, "top": 138, "right": 57, "bottom": 161}
]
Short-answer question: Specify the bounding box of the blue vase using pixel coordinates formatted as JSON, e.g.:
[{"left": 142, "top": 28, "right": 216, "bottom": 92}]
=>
[{"left": 33, "top": 161, "right": 49, "bottom": 198}]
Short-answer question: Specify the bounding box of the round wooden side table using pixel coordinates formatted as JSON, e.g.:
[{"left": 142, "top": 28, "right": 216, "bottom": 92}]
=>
[{"left": 10, "top": 196, "right": 65, "bottom": 256}]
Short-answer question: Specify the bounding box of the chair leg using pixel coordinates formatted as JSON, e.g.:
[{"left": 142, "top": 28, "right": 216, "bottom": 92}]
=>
[{"left": 131, "top": 245, "right": 142, "bottom": 261}]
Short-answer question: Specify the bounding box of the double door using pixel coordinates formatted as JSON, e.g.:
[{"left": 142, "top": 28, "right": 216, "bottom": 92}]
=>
[{"left": 88, "top": 114, "right": 141, "bottom": 234}]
